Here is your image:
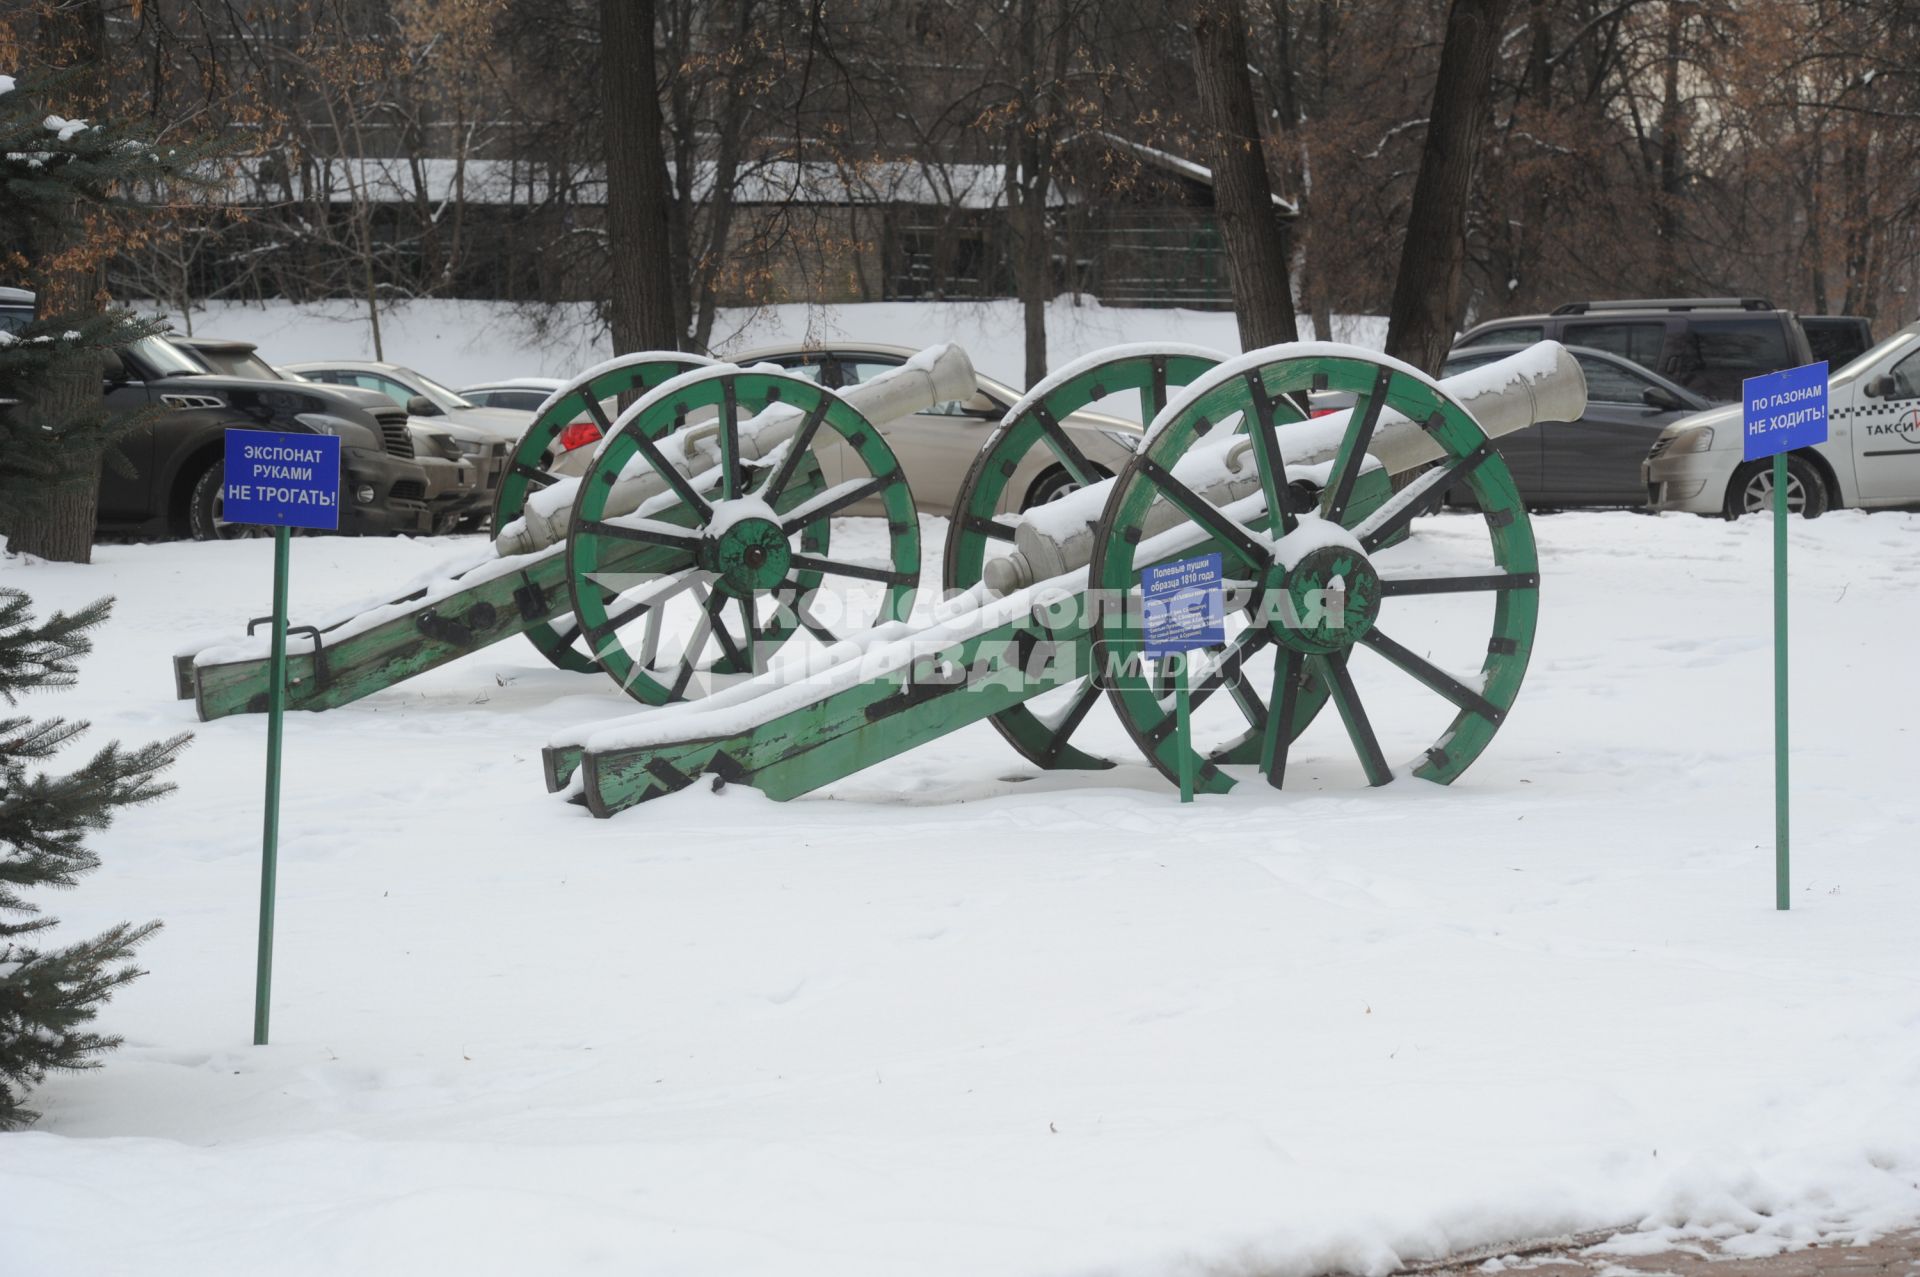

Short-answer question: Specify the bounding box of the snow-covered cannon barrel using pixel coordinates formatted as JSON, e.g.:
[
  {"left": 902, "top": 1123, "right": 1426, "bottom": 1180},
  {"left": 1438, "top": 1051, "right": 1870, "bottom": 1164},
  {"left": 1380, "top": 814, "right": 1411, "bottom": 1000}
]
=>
[
  {"left": 171, "top": 345, "right": 979, "bottom": 720},
  {"left": 544, "top": 340, "right": 1587, "bottom": 816}
]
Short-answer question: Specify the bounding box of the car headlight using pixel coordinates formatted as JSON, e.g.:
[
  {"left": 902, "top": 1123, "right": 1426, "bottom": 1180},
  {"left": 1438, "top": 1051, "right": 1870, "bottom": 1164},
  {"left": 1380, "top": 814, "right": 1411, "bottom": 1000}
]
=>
[
  {"left": 1670, "top": 426, "right": 1715, "bottom": 454},
  {"left": 293, "top": 412, "right": 345, "bottom": 436},
  {"left": 1096, "top": 427, "right": 1140, "bottom": 453},
  {"left": 451, "top": 439, "right": 487, "bottom": 458}
]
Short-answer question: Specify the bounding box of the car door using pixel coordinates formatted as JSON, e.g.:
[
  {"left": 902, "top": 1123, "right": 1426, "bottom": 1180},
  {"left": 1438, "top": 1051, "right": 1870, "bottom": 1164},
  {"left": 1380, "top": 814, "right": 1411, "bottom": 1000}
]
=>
[
  {"left": 95, "top": 352, "right": 155, "bottom": 520},
  {"left": 840, "top": 356, "right": 996, "bottom": 515},
  {"left": 1558, "top": 319, "right": 1672, "bottom": 381},
  {"left": 1440, "top": 352, "right": 1547, "bottom": 502},
  {"left": 1544, "top": 355, "right": 1688, "bottom": 504},
  {"left": 748, "top": 353, "right": 848, "bottom": 488},
  {"left": 1851, "top": 344, "right": 1920, "bottom": 502}
]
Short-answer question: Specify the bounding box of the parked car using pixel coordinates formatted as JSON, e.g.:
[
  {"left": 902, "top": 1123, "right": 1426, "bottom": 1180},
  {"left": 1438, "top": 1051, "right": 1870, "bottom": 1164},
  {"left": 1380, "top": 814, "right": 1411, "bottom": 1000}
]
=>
[
  {"left": 1439, "top": 344, "right": 1712, "bottom": 506},
  {"left": 726, "top": 341, "right": 1144, "bottom": 513},
  {"left": 0, "top": 285, "right": 33, "bottom": 334},
  {"left": 177, "top": 337, "right": 499, "bottom": 526},
  {"left": 89, "top": 332, "right": 459, "bottom": 539},
  {"left": 1455, "top": 298, "right": 1815, "bottom": 404},
  {"left": 460, "top": 377, "right": 566, "bottom": 412},
  {"left": 459, "top": 376, "right": 604, "bottom": 475},
  {"left": 3, "top": 295, "right": 475, "bottom": 538},
  {"left": 1801, "top": 315, "right": 1875, "bottom": 370},
  {"left": 285, "top": 360, "right": 535, "bottom": 451},
  {"left": 1645, "top": 317, "right": 1920, "bottom": 518}
]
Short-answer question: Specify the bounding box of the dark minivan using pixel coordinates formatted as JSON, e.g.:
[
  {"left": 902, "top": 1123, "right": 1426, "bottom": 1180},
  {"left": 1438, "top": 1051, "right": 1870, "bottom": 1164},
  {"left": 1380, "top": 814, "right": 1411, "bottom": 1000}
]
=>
[
  {"left": 1455, "top": 298, "right": 1815, "bottom": 404},
  {"left": 1800, "top": 316, "right": 1874, "bottom": 370}
]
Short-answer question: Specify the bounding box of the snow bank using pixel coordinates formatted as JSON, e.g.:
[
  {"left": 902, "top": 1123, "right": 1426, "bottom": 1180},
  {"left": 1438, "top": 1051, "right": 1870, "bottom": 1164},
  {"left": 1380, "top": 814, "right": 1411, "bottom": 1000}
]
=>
[{"left": 3, "top": 337, "right": 1916, "bottom": 1277}]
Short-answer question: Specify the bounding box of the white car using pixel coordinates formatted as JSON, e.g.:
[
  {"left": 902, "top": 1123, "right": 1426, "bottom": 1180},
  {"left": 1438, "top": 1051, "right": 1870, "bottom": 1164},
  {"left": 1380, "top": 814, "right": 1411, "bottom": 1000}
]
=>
[
  {"left": 459, "top": 377, "right": 567, "bottom": 413},
  {"left": 1646, "top": 318, "right": 1920, "bottom": 517},
  {"left": 286, "top": 360, "right": 535, "bottom": 449}
]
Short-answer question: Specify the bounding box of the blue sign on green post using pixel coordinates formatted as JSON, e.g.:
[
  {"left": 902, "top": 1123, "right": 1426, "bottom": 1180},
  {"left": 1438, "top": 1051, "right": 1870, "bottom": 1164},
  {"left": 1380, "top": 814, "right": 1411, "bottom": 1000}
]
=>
[
  {"left": 1740, "top": 362, "right": 1827, "bottom": 912},
  {"left": 224, "top": 428, "right": 340, "bottom": 1043},
  {"left": 1141, "top": 552, "right": 1226, "bottom": 802}
]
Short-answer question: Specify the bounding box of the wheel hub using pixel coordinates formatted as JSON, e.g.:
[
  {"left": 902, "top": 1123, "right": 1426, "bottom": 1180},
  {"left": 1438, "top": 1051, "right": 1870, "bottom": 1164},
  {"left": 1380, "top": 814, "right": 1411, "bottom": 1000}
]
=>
[
  {"left": 1266, "top": 544, "right": 1382, "bottom": 655},
  {"left": 706, "top": 516, "right": 792, "bottom": 594}
]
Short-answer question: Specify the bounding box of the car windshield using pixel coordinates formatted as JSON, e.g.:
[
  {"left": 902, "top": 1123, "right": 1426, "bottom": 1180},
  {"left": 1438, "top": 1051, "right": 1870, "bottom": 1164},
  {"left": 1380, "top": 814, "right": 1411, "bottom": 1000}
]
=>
[
  {"left": 133, "top": 335, "right": 210, "bottom": 377},
  {"left": 409, "top": 370, "right": 478, "bottom": 410}
]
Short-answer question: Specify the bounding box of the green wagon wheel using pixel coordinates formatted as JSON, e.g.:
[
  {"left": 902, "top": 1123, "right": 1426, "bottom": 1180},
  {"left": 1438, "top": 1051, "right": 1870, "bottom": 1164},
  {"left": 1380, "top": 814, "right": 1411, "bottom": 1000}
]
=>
[
  {"left": 1090, "top": 349, "right": 1539, "bottom": 795},
  {"left": 566, "top": 366, "right": 919, "bottom": 706},
  {"left": 942, "top": 346, "right": 1228, "bottom": 771},
  {"left": 493, "top": 352, "right": 717, "bottom": 673}
]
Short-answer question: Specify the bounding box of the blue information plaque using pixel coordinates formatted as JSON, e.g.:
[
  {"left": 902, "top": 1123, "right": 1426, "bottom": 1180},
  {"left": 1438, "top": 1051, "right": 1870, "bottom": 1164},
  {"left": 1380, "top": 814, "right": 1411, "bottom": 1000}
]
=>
[{"left": 223, "top": 429, "right": 342, "bottom": 530}]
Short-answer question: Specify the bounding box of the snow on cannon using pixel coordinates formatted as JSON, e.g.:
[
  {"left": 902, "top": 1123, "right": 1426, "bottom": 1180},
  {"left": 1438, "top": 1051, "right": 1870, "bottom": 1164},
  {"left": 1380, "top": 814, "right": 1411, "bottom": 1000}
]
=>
[
  {"left": 542, "top": 341, "right": 1587, "bottom": 817},
  {"left": 170, "top": 345, "right": 981, "bottom": 718}
]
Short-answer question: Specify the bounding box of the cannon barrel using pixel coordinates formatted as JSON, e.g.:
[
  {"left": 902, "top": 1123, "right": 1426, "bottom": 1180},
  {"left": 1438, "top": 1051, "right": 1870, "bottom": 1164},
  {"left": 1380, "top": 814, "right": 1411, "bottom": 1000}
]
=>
[
  {"left": 493, "top": 343, "right": 980, "bottom": 558},
  {"left": 983, "top": 341, "right": 1586, "bottom": 595}
]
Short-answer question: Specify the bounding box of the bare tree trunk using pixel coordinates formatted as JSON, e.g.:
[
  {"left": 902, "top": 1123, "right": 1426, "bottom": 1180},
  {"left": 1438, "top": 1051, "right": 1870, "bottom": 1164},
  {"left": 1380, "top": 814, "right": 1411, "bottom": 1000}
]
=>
[
  {"left": 601, "top": 0, "right": 680, "bottom": 353},
  {"left": 1010, "top": 0, "right": 1051, "bottom": 387},
  {"left": 1807, "top": 112, "right": 1828, "bottom": 315},
  {"left": 1190, "top": 0, "right": 1299, "bottom": 352},
  {"left": 1652, "top": 0, "right": 1686, "bottom": 293},
  {"left": 1383, "top": 0, "right": 1513, "bottom": 375},
  {"left": 15, "top": 0, "right": 110, "bottom": 563},
  {"left": 691, "top": 0, "right": 757, "bottom": 353}
]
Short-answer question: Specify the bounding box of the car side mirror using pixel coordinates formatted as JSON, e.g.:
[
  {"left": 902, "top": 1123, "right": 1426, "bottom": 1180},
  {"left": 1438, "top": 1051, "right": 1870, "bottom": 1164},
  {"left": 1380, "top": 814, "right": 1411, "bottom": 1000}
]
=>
[
  {"left": 960, "top": 390, "right": 1002, "bottom": 418},
  {"left": 1641, "top": 385, "right": 1682, "bottom": 411},
  {"left": 100, "top": 349, "right": 129, "bottom": 384},
  {"left": 406, "top": 394, "right": 441, "bottom": 417},
  {"left": 1866, "top": 375, "right": 1897, "bottom": 399}
]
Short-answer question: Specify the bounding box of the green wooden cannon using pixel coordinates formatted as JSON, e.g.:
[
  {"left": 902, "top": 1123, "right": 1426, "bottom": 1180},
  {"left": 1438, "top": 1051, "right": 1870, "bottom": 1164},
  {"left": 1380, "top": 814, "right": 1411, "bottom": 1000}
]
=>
[
  {"left": 170, "top": 346, "right": 979, "bottom": 720},
  {"left": 538, "top": 340, "right": 1586, "bottom": 817}
]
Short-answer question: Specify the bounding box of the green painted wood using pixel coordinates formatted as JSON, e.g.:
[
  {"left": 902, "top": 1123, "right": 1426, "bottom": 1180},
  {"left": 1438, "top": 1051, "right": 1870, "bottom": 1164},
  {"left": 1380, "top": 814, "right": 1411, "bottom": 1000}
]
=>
[
  {"left": 566, "top": 401, "right": 1414, "bottom": 815},
  {"left": 578, "top": 613, "right": 1099, "bottom": 816},
  {"left": 490, "top": 352, "right": 716, "bottom": 673},
  {"left": 567, "top": 368, "right": 918, "bottom": 706},
  {"left": 1090, "top": 352, "right": 1537, "bottom": 793},
  {"left": 941, "top": 347, "right": 1220, "bottom": 773},
  {"left": 189, "top": 463, "right": 827, "bottom": 722}
]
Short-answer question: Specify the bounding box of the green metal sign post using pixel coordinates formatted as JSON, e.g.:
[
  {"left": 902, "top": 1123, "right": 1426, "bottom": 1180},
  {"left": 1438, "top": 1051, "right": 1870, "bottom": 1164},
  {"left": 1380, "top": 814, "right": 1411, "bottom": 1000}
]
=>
[
  {"left": 1742, "top": 363, "right": 1827, "bottom": 912},
  {"left": 1173, "top": 656, "right": 1194, "bottom": 803},
  {"left": 1772, "top": 453, "right": 1789, "bottom": 912},
  {"left": 1141, "top": 553, "right": 1224, "bottom": 805},
  {"left": 223, "top": 427, "right": 341, "bottom": 1043},
  {"left": 255, "top": 527, "right": 291, "bottom": 1044}
]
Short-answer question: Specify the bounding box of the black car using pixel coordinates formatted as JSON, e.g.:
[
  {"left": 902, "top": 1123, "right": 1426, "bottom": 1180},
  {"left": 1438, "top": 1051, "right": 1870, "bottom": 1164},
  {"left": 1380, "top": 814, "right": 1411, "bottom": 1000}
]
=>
[
  {"left": 1454, "top": 297, "right": 1815, "bottom": 404},
  {"left": 1800, "top": 316, "right": 1874, "bottom": 370},
  {"left": 0, "top": 286, "right": 32, "bottom": 334},
  {"left": 99, "top": 333, "right": 466, "bottom": 539},
  {"left": 7, "top": 290, "right": 463, "bottom": 539},
  {"left": 173, "top": 335, "right": 492, "bottom": 529},
  {"left": 1441, "top": 344, "right": 1712, "bottom": 507}
]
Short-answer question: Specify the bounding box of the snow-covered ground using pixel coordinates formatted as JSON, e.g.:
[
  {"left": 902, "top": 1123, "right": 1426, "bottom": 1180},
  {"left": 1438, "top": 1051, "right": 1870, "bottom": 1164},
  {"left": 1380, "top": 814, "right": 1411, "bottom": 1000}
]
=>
[
  {"left": 4, "top": 503, "right": 1919, "bottom": 1276},
  {"left": 157, "top": 295, "right": 1387, "bottom": 391}
]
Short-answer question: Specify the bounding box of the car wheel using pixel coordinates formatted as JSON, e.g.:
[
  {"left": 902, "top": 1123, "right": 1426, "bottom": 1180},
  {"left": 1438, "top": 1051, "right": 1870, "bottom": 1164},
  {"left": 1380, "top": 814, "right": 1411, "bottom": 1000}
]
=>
[
  {"left": 1020, "top": 462, "right": 1111, "bottom": 511},
  {"left": 187, "top": 458, "right": 267, "bottom": 541},
  {"left": 1723, "top": 455, "right": 1829, "bottom": 520}
]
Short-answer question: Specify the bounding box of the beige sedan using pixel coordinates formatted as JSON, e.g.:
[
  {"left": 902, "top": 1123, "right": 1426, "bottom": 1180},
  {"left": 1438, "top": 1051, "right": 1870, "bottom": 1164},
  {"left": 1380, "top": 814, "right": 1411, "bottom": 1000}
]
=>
[{"left": 728, "top": 342, "right": 1144, "bottom": 515}]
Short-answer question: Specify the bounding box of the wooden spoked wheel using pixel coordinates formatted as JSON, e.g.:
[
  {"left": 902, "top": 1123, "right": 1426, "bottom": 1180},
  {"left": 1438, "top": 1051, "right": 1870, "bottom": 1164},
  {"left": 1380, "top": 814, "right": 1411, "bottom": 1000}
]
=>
[
  {"left": 1089, "top": 350, "right": 1540, "bottom": 794},
  {"left": 565, "top": 366, "right": 919, "bottom": 706},
  {"left": 493, "top": 352, "right": 716, "bottom": 672},
  {"left": 941, "top": 348, "right": 1224, "bottom": 771}
]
